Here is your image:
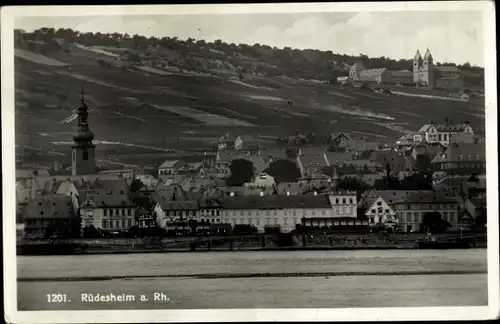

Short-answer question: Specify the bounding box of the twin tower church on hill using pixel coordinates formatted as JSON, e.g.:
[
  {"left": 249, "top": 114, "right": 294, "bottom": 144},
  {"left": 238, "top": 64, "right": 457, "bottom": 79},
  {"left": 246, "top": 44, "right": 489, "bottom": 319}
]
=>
[{"left": 347, "top": 49, "right": 464, "bottom": 90}]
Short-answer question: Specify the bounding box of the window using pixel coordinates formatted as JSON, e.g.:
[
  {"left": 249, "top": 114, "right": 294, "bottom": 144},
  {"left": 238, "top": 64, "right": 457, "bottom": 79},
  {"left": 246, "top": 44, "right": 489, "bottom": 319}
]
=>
[
  {"left": 103, "top": 209, "right": 108, "bottom": 216},
  {"left": 342, "top": 198, "right": 346, "bottom": 204},
  {"left": 274, "top": 218, "right": 278, "bottom": 225},
  {"left": 377, "top": 201, "right": 382, "bottom": 206},
  {"left": 266, "top": 218, "right": 270, "bottom": 225},
  {"left": 83, "top": 150, "right": 89, "bottom": 161},
  {"left": 274, "top": 210, "right": 278, "bottom": 216},
  {"left": 256, "top": 219, "right": 260, "bottom": 226},
  {"left": 283, "top": 218, "right": 288, "bottom": 225},
  {"left": 102, "top": 220, "right": 107, "bottom": 228},
  {"left": 335, "top": 198, "right": 339, "bottom": 204},
  {"left": 371, "top": 209, "right": 376, "bottom": 213},
  {"left": 349, "top": 198, "right": 353, "bottom": 204},
  {"left": 385, "top": 209, "right": 390, "bottom": 213}
]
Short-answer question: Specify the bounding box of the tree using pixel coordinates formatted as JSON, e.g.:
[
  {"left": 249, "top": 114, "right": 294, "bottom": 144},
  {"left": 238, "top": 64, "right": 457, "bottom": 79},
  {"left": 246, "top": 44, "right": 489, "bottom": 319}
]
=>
[
  {"left": 130, "top": 179, "right": 145, "bottom": 192},
  {"left": 82, "top": 225, "right": 101, "bottom": 238},
  {"left": 226, "top": 159, "right": 255, "bottom": 186},
  {"left": 265, "top": 159, "right": 301, "bottom": 183},
  {"left": 421, "top": 212, "right": 451, "bottom": 234}
]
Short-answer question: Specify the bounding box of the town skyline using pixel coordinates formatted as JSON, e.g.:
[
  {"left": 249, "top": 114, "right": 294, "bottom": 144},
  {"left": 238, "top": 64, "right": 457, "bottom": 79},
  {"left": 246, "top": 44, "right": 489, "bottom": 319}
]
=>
[{"left": 15, "top": 10, "right": 485, "bottom": 67}]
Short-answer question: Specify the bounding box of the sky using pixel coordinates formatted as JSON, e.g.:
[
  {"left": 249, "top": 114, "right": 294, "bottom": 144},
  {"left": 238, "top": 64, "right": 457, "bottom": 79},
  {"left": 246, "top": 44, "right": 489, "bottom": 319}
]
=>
[{"left": 15, "top": 10, "right": 485, "bottom": 66}]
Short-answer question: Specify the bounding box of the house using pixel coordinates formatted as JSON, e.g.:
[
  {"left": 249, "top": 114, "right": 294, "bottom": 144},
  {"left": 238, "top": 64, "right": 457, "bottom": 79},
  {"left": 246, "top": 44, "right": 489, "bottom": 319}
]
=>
[
  {"left": 324, "top": 152, "right": 357, "bottom": 166},
  {"left": 244, "top": 173, "right": 276, "bottom": 188},
  {"left": 396, "top": 132, "right": 425, "bottom": 150},
  {"left": 362, "top": 196, "right": 398, "bottom": 229},
  {"left": 337, "top": 139, "right": 379, "bottom": 153},
  {"left": 358, "top": 68, "right": 390, "bottom": 84},
  {"left": 430, "top": 142, "right": 486, "bottom": 175},
  {"left": 217, "top": 133, "right": 236, "bottom": 151},
  {"left": 260, "top": 148, "right": 288, "bottom": 163},
  {"left": 296, "top": 154, "right": 329, "bottom": 177},
  {"left": 219, "top": 195, "right": 333, "bottom": 233},
  {"left": 234, "top": 135, "right": 261, "bottom": 155},
  {"left": 394, "top": 191, "right": 460, "bottom": 233},
  {"left": 327, "top": 132, "right": 353, "bottom": 146},
  {"left": 370, "top": 150, "right": 409, "bottom": 173},
  {"left": 98, "top": 168, "right": 136, "bottom": 179},
  {"left": 21, "top": 195, "right": 80, "bottom": 239},
  {"left": 153, "top": 194, "right": 199, "bottom": 229},
  {"left": 79, "top": 191, "right": 137, "bottom": 233},
  {"left": 215, "top": 151, "right": 238, "bottom": 175},
  {"left": 157, "top": 160, "right": 180, "bottom": 176},
  {"left": 197, "top": 198, "right": 223, "bottom": 224},
  {"left": 418, "top": 121, "right": 474, "bottom": 147},
  {"left": 388, "top": 70, "right": 413, "bottom": 84}
]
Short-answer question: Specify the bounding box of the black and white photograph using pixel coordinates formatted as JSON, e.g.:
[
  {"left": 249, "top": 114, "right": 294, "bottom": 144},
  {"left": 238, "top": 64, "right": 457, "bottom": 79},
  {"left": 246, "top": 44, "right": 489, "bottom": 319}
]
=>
[{"left": 2, "top": 2, "right": 498, "bottom": 323}]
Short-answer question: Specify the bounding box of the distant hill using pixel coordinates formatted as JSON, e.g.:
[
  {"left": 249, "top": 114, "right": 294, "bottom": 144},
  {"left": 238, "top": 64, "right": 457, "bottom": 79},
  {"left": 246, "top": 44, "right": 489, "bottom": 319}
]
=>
[
  {"left": 14, "top": 28, "right": 484, "bottom": 86},
  {"left": 13, "top": 27, "right": 485, "bottom": 169}
]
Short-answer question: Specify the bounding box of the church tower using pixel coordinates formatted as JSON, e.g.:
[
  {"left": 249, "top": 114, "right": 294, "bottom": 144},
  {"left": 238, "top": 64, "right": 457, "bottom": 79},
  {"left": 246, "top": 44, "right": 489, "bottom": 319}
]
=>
[
  {"left": 413, "top": 50, "right": 423, "bottom": 85},
  {"left": 422, "top": 48, "right": 435, "bottom": 88},
  {"left": 71, "top": 90, "right": 96, "bottom": 175}
]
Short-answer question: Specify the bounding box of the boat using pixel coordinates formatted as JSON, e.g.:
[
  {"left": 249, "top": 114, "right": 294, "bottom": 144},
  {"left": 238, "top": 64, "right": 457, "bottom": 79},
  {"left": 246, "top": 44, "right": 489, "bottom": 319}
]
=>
[{"left": 17, "top": 242, "right": 90, "bottom": 255}]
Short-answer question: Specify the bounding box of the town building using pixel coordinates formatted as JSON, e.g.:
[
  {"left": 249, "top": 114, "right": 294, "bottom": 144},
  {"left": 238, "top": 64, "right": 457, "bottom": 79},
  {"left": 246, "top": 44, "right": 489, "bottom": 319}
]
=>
[
  {"left": 79, "top": 190, "right": 137, "bottom": 233},
  {"left": 413, "top": 49, "right": 464, "bottom": 89},
  {"left": 430, "top": 142, "right": 486, "bottom": 176},
  {"left": 296, "top": 154, "right": 329, "bottom": 177},
  {"left": 418, "top": 121, "right": 474, "bottom": 147},
  {"left": 217, "top": 133, "right": 236, "bottom": 151},
  {"left": 394, "top": 191, "right": 460, "bottom": 233},
  {"left": 362, "top": 195, "right": 398, "bottom": 230},
  {"left": 234, "top": 135, "right": 261, "bottom": 155},
  {"left": 21, "top": 195, "right": 80, "bottom": 238}
]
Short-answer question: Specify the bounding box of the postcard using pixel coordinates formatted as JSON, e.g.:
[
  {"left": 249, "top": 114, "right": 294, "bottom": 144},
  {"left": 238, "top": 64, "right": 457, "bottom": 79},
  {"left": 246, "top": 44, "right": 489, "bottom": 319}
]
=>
[{"left": 2, "top": 2, "right": 498, "bottom": 323}]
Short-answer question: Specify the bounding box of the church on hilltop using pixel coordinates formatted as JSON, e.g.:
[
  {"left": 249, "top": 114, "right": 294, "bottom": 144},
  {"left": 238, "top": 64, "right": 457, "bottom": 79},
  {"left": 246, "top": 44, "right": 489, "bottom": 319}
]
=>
[{"left": 413, "top": 49, "right": 464, "bottom": 90}]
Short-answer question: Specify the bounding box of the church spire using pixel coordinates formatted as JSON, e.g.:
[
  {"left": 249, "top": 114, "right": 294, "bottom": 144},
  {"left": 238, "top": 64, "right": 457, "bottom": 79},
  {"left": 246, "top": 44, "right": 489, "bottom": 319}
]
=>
[{"left": 72, "top": 88, "right": 95, "bottom": 147}]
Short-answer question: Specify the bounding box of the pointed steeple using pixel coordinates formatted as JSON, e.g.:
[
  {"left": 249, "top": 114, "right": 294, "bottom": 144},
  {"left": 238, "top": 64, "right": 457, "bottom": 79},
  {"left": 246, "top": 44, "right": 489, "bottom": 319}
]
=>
[
  {"left": 414, "top": 50, "right": 422, "bottom": 61},
  {"left": 73, "top": 87, "right": 95, "bottom": 147},
  {"left": 423, "top": 48, "right": 433, "bottom": 62}
]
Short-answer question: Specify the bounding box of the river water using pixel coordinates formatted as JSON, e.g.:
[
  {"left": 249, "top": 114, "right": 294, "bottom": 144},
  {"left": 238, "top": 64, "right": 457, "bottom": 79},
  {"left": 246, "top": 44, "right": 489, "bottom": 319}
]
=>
[{"left": 17, "top": 249, "right": 488, "bottom": 310}]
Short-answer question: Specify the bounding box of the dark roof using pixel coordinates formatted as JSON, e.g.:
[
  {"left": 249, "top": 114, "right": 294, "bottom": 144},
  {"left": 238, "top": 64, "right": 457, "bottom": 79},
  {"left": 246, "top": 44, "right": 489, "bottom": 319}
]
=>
[
  {"left": 260, "top": 148, "right": 288, "bottom": 161},
  {"left": 298, "top": 154, "right": 328, "bottom": 168},
  {"left": 198, "top": 198, "right": 222, "bottom": 209},
  {"left": 363, "top": 190, "right": 427, "bottom": 205},
  {"left": 91, "top": 178, "right": 130, "bottom": 195},
  {"left": 431, "top": 143, "right": 486, "bottom": 163},
  {"left": 299, "top": 146, "right": 327, "bottom": 155},
  {"left": 220, "top": 194, "right": 331, "bottom": 210},
  {"left": 338, "top": 139, "right": 379, "bottom": 152},
  {"left": 21, "top": 195, "right": 76, "bottom": 220},
  {"left": 419, "top": 123, "right": 471, "bottom": 133},
  {"left": 358, "top": 68, "right": 387, "bottom": 79},
  {"left": 325, "top": 152, "right": 356, "bottom": 165},
  {"left": 81, "top": 192, "right": 134, "bottom": 207},
  {"left": 389, "top": 70, "right": 413, "bottom": 77},
  {"left": 399, "top": 191, "right": 459, "bottom": 204}
]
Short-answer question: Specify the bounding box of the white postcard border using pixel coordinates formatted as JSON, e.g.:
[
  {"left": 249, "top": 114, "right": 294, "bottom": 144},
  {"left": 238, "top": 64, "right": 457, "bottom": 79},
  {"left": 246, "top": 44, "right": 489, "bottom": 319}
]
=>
[{"left": 2, "top": 2, "right": 498, "bottom": 323}]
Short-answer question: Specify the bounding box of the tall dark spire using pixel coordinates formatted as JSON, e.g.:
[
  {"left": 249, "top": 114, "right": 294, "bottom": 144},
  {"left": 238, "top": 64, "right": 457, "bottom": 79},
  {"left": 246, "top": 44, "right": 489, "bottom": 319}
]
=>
[{"left": 72, "top": 88, "right": 95, "bottom": 147}]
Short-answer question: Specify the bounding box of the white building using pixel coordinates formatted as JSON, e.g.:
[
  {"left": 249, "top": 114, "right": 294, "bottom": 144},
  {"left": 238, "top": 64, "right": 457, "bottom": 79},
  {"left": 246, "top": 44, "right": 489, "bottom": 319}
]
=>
[
  {"left": 417, "top": 122, "right": 474, "bottom": 147},
  {"left": 219, "top": 191, "right": 359, "bottom": 233},
  {"left": 363, "top": 196, "right": 398, "bottom": 229},
  {"left": 79, "top": 193, "right": 137, "bottom": 233}
]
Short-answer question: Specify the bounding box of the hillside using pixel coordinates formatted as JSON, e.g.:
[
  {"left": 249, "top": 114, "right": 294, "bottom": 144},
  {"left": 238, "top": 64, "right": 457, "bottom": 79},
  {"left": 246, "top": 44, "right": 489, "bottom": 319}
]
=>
[{"left": 14, "top": 28, "right": 485, "bottom": 170}]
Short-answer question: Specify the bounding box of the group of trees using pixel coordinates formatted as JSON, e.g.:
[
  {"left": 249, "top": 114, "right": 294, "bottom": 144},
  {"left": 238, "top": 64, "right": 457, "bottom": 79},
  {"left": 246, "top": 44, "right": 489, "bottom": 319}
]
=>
[
  {"left": 226, "top": 158, "right": 303, "bottom": 187},
  {"left": 15, "top": 27, "right": 484, "bottom": 83}
]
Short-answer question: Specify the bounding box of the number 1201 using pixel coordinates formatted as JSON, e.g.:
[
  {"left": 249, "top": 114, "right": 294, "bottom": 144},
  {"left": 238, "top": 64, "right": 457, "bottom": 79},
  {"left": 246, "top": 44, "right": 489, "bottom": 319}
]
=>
[{"left": 47, "top": 294, "right": 68, "bottom": 303}]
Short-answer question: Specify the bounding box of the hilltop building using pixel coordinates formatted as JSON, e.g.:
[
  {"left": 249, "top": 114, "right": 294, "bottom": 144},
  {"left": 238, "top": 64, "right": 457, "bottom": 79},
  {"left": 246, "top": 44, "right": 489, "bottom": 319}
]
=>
[
  {"left": 72, "top": 92, "right": 96, "bottom": 176},
  {"left": 413, "top": 49, "right": 464, "bottom": 90},
  {"left": 348, "top": 62, "right": 413, "bottom": 85}
]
